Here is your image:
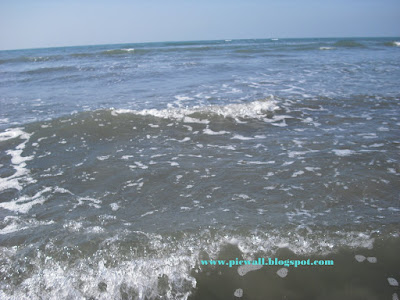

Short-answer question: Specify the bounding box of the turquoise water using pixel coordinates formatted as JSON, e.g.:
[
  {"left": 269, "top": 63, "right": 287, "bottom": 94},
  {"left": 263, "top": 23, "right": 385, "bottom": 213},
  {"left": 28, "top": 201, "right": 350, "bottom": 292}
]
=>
[{"left": 0, "top": 38, "right": 399, "bottom": 299}]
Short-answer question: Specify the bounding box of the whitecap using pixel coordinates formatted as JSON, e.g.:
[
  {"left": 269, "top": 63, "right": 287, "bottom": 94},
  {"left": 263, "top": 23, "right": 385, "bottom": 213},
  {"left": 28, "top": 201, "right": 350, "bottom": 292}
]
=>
[
  {"left": 231, "top": 135, "right": 254, "bottom": 140},
  {"left": 111, "top": 98, "right": 279, "bottom": 123},
  {"left": 203, "top": 128, "right": 229, "bottom": 135},
  {"left": 332, "top": 149, "right": 356, "bottom": 157}
]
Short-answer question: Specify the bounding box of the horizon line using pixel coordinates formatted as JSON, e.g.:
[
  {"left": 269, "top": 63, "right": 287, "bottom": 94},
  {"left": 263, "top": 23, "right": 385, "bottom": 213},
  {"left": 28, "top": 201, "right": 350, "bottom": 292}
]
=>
[{"left": 1, "top": 35, "right": 399, "bottom": 52}]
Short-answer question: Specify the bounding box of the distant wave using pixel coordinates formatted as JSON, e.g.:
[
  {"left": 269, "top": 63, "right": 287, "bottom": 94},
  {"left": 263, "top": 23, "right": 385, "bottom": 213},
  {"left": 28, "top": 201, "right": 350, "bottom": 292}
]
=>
[
  {"left": 77, "top": 46, "right": 216, "bottom": 57},
  {"left": 162, "top": 40, "right": 223, "bottom": 47},
  {"left": 319, "top": 47, "right": 335, "bottom": 50},
  {"left": 383, "top": 41, "right": 400, "bottom": 47},
  {"left": 70, "top": 48, "right": 150, "bottom": 57},
  {"left": 333, "top": 40, "right": 365, "bottom": 48},
  {"left": 0, "top": 55, "right": 64, "bottom": 65},
  {"left": 22, "top": 66, "right": 77, "bottom": 75},
  {"left": 70, "top": 52, "right": 95, "bottom": 58},
  {"left": 164, "top": 46, "right": 214, "bottom": 52},
  {"left": 100, "top": 48, "right": 137, "bottom": 55},
  {"left": 234, "top": 49, "right": 267, "bottom": 54}
]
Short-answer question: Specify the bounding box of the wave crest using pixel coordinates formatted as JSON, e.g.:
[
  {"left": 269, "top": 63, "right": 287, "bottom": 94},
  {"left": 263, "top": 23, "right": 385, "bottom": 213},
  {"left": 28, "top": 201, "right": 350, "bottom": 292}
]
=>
[
  {"left": 111, "top": 98, "right": 279, "bottom": 122},
  {"left": 333, "top": 40, "right": 365, "bottom": 48}
]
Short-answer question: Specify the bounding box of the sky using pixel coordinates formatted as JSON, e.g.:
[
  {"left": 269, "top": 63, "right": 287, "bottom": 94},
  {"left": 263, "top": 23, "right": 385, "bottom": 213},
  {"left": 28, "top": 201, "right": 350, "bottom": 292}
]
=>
[{"left": 0, "top": 0, "right": 399, "bottom": 50}]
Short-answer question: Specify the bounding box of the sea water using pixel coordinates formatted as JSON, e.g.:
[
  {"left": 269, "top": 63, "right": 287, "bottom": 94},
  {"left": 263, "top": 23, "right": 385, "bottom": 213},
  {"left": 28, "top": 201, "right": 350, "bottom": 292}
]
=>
[{"left": 0, "top": 38, "right": 399, "bottom": 299}]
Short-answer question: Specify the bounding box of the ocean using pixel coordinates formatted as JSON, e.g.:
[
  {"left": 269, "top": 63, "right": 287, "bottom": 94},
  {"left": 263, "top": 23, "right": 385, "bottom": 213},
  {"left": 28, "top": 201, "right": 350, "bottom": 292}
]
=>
[{"left": 0, "top": 38, "right": 399, "bottom": 299}]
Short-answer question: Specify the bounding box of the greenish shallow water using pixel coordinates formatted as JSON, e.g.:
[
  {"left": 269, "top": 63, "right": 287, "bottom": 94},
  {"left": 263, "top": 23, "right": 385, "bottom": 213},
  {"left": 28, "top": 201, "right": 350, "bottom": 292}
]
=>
[{"left": 191, "top": 237, "right": 400, "bottom": 300}]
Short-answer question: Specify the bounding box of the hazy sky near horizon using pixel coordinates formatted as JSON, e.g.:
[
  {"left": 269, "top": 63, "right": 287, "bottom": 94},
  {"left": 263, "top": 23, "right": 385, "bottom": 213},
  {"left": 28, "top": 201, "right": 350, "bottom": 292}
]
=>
[{"left": 1, "top": 0, "right": 399, "bottom": 50}]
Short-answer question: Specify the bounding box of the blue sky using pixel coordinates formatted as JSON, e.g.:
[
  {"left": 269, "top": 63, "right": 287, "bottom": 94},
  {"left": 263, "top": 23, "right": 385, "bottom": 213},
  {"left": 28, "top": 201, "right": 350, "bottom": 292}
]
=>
[{"left": 1, "top": 0, "right": 399, "bottom": 50}]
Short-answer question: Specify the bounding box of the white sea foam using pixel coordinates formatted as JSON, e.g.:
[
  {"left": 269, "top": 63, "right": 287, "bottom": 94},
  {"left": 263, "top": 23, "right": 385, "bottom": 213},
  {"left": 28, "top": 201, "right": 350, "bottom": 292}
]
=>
[
  {"left": 305, "top": 167, "right": 321, "bottom": 172},
  {"left": 2, "top": 240, "right": 197, "bottom": 300},
  {"left": 270, "top": 120, "right": 287, "bottom": 127},
  {"left": 86, "top": 226, "right": 104, "bottom": 233},
  {"left": 0, "top": 187, "right": 52, "bottom": 213},
  {"left": 355, "top": 254, "right": 366, "bottom": 262},
  {"left": 54, "top": 187, "right": 73, "bottom": 194},
  {"left": 254, "top": 135, "right": 266, "bottom": 139},
  {"left": 239, "top": 160, "right": 274, "bottom": 165},
  {"left": 111, "top": 99, "right": 278, "bottom": 122},
  {"left": 358, "top": 133, "right": 377, "bottom": 139},
  {"left": 63, "top": 220, "right": 83, "bottom": 232},
  {"left": 388, "top": 277, "right": 399, "bottom": 287},
  {"left": 234, "top": 230, "right": 375, "bottom": 256},
  {"left": 231, "top": 135, "right": 254, "bottom": 140},
  {"left": 234, "top": 288, "right": 243, "bottom": 298},
  {"left": 110, "top": 203, "right": 120, "bottom": 211},
  {"left": 183, "top": 117, "right": 209, "bottom": 124},
  {"left": 0, "top": 228, "right": 380, "bottom": 299},
  {"left": 203, "top": 128, "right": 229, "bottom": 135},
  {"left": 332, "top": 149, "right": 356, "bottom": 157},
  {"left": 0, "top": 128, "right": 34, "bottom": 192},
  {"left": 141, "top": 210, "right": 156, "bottom": 217},
  {"left": 208, "top": 144, "right": 236, "bottom": 150},
  {"left": 121, "top": 155, "right": 134, "bottom": 160},
  {"left": 97, "top": 155, "right": 110, "bottom": 161},
  {"left": 369, "top": 143, "right": 384, "bottom": 148},
  {"left": 277, "top": 268, "right": 288, "bottom": 278},
  {"left": 134, "top": 162, "right": 148, "bottom": 169},
  {"left": 238, "top": 264, "right": 262, "bottom": 276},
  {"left": 0, "top": 128, "right": 29, "bottom": 142},
  {"left": 75, "top": 196, "right": 101, "bottom": 209},
  {"left": 287, "top": 150, "right": 317, "bottom": 158},
  {"left": 0, "top": 221, "right": 28, "bottom": 235},
  {"left": 292, "top": 170, "right": 304, "bottom": 177},
  {"left": 8, "top": 148, "right": 34, "bottom": 165},
  {"left": 174, "top": 95, "right": 193, "bottom": 101},
  {"left": 0, "top": 217, "right": 55, "bottom": 235}
]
